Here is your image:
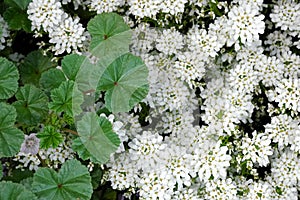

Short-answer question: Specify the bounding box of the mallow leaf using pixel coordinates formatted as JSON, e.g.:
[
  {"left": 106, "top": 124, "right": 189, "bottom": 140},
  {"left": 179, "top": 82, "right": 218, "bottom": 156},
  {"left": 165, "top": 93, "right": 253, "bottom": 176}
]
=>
[
  {"left": 4, "top": 0, "right": 31, "bottom": 10},
  {"left": 12, "top": 84, "right": 48, "bottom": 125},
  {"left": 32, "top": 159, "right": 93, "bottom": 200},
  {"left": 76, "top": 112, "right": 120, "bottom": 164},
  {"left": 0, "top": 103, "right": 24, "bottom": 157},
  {"left": 72, "top": 137, "right": 101, "bottom": 163},
  {"left": 49, "top": 81, "right": 75, "bottom": 116},
  {"left": 37, "top": 125, "right": 63, "bottom": 149},
  {"left": 87, "top": 12, "right": 131, "bottom": 60},
  {"left": 61, "top": 54, "right": 83, "bottom": 81},
  {"left": 3, "top": 7, "right": 31, "bottom": 32},
  {"left": 40, "top": 68, "right": 66, "bottom": 91},
  {"left": 97, "top": 53, "right": 149, "bottom": 113},
  {"left": 19, "top": 51, "right": 55, "bottom": 86},
  {"left": 0, "top": 57, "right": 19, "bottom": 99},
  {"left": 0, "top": 181, "right": 37, "bottom": 200}
]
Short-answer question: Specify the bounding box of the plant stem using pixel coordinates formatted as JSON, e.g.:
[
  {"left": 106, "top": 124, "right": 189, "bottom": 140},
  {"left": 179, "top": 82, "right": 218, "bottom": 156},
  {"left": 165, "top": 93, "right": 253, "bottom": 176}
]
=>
[{"left": 63, "top": 128, "right": 79, "bottom": 136}]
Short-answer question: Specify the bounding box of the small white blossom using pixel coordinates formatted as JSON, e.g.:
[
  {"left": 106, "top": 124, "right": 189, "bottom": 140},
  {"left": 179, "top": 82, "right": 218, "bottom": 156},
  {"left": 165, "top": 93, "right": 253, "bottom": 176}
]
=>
[
  {"left": 240, "top": 131, "right": 273, "bottom": 167},
  {"left": 226, "top": 3, "right": 265, "bottom": 47},
  {"left": 270, "top": 0, "right": 300, "bottom": 36},
  {"left": 194, "top": 141, "right": 231, "bottom": 182},
  {"left": 128, "top": 131, "right": 168, "bottom": 171},
  {"left": 0, "top": 15, "right": 10, "bottom": 50},
  {"left": 88, "top": 0, "right": 125, "bottom": 14},
  {"left": 265, "top": 114, "right": 300, "bottom": 151},
  {"left": 270, "top": 149, "right": 300, "bottom": 187},
  {"left": 156, "top": 27, "right": 184, "bottom": 56},
  {"left": 49, "top": 16, "right": 89, "bottom": 55}
]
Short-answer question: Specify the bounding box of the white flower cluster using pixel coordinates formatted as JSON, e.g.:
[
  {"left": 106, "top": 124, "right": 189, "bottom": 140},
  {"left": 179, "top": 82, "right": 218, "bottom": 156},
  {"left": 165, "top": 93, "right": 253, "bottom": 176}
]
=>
[
  {"left": 88, "top": 0, "right": 125, "bottom": 14},
  {"left": 23, "top": 0, "right": 300, "bottom": 199},
  {"left": 240, "top": 131, "right": 273, "bottom": 167},
  {"left": 270, "top": 0, "right": 300, "bottom": 36},
  {"left": 101, "top": 1, "right": 300, "bottom": 199},
  {"left": 0, "top": 15, "right": 10, "bottom": 50},
  {"left": 27, "top": 0, "right": 89, "bottom": 55},
  {"left": 265, "top": 114, "right": 300, "bottom": 152},
  {"left": 127, "top": 0, "right": 187, "bottom": 19}
]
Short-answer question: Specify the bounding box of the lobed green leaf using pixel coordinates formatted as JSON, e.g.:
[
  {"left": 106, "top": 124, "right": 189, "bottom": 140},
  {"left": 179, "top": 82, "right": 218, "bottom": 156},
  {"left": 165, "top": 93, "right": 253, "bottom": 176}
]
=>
[
  {"left": 12, "top": 84, "right": 48, "bottom": 125},
  {"left": 0, "top": 181, "right": 37, "bottom": 200},
  {"left": 0, "top": 57, "right": 19, "bottom": 100},
  {"left": 32, "top": 159, "right": 93, "bottom": 200}
]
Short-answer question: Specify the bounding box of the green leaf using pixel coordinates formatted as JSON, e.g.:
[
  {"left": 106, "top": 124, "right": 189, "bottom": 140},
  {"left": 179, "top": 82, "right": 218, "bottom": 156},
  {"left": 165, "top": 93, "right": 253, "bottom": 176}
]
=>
[
  {"left": 77, "top": 113, "right": 120, "bottom": 164},
  {"left": 37, "top": 126, "right": 63, "bottom": 149},
  {"left": 3, "top": 7, "right": 31, "bottom": 32},
  {"left": 72, "top": 137, "right": 101, "bottom": 163},
  {"left": 20, "top": 177, "right": 34, "bottom": 190},
  {"left": 61, "top": 53, "right": 95, "bottom": 96},
  {"left": 0, "top": 103, "right": 24, "bottom": 157},
  {"left": 32, "top": 159, "right": 93, "bottom": 200},
  {"left": 12, "top": 84, "right": 48, "bottom": 125},
  {"left": 0, "top": 57, "right": 19, "bottom": 100},
  {"left": 0, "top": 181, "right": 37, "bottom": 200},
  {"left": 49, "top": 81, "right": 75, "bottom": 116},
  {"left": 40, "top": 68, "right": 66, "bottom": 91},
  {"left": 19, "top": 51, "right": 55, "bottom": 86},
  {"left": 4, "top": 0, "right": 31, "bottom": 10},
  {"left": 98, "top": 53, "right": 149, "bottom": 113},
  {"left": 87, "top": 12, "right": 131, "bottom": 60},
  {"left": 61, "top": 54, "right": 83, "bottom": 81}
]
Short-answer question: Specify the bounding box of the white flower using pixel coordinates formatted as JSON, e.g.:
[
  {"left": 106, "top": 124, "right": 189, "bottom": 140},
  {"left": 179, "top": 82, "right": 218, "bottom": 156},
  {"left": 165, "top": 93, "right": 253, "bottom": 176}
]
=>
[
  {"left": 48, "top": 16, "right": 88, "bottom": 55},
  {"left": 245, "top": 180, "right": 273, "bottom": 200},
  {"left": 173, "top": 52, "right": 206, "bottom": 89},
  {"left": 127, "top": 0, "right": 162, "bottom": 19},
  {"left": 13, "top": 152, "right": 41, "bottom": 171},
  {"left": 265, "top": 114, "right": 300, "bottom": 151},
  {"left": 107, "top": 153, "right": 139, "bottom": 190},
  {"left": 128, "top": 131, "right": 168, "bottom": 171},
  {"left": 160, "top": 0, "right": 187, "bottom": 15},
  {"left": 264, "top": 31, "right": 293, "bottom": 57},
  {"left": 266, "top": 175, "right": 298, "bottom": 200},
  {"left": 186, "top": 26, "right": 221, "bottom": 62},
  {"left": 204, "top": 178, "right": 238, "bottom": 200},
  {"left": 131, "top": 23, "right": 158, "bottom": 55},
  {"left": 270, "top": 0, "right": 300, "bottom": 36},
  {"left": 164, "top": 149, "right": 194, "bottom": 190},
  {"left": 172, "top": 188, "right": 201, "bottom": 200},
  {"left": 138, "top": 170, "right": 175, "bottom": 200},
  {"left": 0, "top": 15, "right": 10, "bottom": 50},
  {"left": 266, "top": 78, "right": 300, "bottom": 115},
  {"left": 27, "top": 0, "right": 88, "bottom": 55},
  {"left": 253, "top": 55, "right": 285, "bottom": 87},
  {"left": 88, "top": 0, "right": 125, "bottom": 14},
  {"left": 194, "top": 141, "right": 231, "bottom": 182},
  {"left": 270, "top": 149, "right": 300, "bottom": 187},
  {"left": 156, "top": 27, "right": 184, "bottom": 56},
  {"left": 226, "top": 3, "right": 265, "bottom": 47},
  {"left": 240, "top": 131, "right": 273, "bottom": 167},
  {"left": 27, "top": 0, "right": 66, "bottom": 32},
  {"left": 279, "top": 51, "right": 300, "bottom": 79}
]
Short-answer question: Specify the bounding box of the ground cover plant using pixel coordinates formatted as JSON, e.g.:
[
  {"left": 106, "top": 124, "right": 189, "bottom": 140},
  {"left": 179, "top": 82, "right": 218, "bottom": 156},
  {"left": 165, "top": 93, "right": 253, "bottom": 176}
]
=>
[{"left": 0, "top": 0, "right": 300, "bottom": 199}]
